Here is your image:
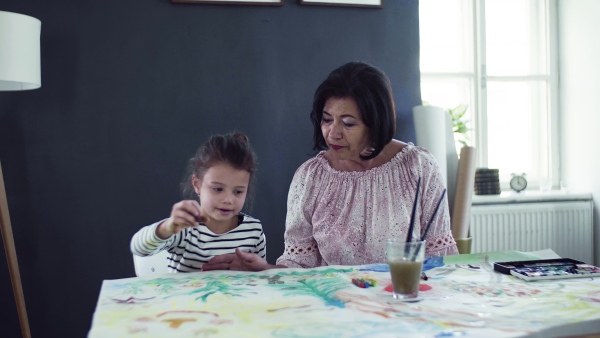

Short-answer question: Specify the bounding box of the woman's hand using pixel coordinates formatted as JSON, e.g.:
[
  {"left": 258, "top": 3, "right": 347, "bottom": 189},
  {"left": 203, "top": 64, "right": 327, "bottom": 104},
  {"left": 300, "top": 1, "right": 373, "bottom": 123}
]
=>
[
  {"left": 156, "top": 200, "right": 206, "bottom": 239},
  {"left": 202, "top": 248, "right": 284, "bottom": 272}
]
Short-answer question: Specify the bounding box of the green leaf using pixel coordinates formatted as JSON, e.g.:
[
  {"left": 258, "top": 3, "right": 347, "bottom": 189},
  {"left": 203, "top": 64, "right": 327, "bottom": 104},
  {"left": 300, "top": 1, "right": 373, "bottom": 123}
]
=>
[
  {"left": 446, "top": 103, "right": 471, "bottom": 147},
  {"left": 456, "top": 125, "right": 468, "bottom": 133}
]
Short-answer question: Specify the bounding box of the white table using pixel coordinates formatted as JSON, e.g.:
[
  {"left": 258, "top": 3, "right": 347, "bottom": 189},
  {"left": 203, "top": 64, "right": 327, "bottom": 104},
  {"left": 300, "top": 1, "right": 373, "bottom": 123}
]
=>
[{"left": 89, "top": 250, "right": 600, "bottom": 337}]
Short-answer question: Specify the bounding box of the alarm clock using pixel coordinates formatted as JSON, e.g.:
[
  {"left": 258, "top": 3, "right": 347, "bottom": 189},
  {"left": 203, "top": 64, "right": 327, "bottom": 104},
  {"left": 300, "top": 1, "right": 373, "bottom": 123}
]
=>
[{"left": 510, "top": 173, "right": 527, "bottom": 192}]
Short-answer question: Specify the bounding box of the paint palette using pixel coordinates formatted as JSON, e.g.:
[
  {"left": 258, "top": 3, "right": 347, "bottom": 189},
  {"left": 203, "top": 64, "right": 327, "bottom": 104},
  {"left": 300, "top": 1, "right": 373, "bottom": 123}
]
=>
[{"left": 493, "top": 258, "right": 600, "bottom": 282}]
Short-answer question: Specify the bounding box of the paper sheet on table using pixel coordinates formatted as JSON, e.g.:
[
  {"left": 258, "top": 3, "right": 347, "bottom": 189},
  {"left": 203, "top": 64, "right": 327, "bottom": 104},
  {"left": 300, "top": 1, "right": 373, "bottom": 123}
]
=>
[{"left": 89, "top": 252, "right": 600, "bottom": 338}]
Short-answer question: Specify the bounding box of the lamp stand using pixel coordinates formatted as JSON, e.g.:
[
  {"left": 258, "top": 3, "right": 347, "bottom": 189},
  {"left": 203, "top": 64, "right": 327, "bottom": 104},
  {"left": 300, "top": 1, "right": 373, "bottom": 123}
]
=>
[{"left": 0, "top": 161, "right": 31, "bottom": 338}]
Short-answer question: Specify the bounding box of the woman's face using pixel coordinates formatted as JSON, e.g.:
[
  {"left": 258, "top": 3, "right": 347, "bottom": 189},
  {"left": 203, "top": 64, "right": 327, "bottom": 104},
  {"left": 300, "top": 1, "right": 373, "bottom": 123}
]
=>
[{"left": 321, "top": 97, "right": 370, "bottom": 161}]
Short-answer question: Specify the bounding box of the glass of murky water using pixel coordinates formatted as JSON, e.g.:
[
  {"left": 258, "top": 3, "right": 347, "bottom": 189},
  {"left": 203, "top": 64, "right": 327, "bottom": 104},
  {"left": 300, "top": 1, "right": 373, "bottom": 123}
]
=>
[{"left": 386, "top": 238, "right": 426, "bottom": 300}]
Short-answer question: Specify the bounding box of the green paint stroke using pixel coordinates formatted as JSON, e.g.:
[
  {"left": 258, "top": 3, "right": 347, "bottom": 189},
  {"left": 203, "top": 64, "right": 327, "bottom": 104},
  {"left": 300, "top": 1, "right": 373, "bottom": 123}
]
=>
[
  {"left": 122, "top": 277, "right": 195, "bottom": 295},
  {"left": 166, "top": 280, "right": 249, "bottom": 302},
  {"left": 267, "top": 275, "right": 349, "bottom": 308},
  {"left": 201, "top": 268, "right": 354, "bottom": 307},
  {"left": 122, "top": 268, "right": 354, "bottom": 304},
  {"left": 201, "top": 267, "right": 355, "bottom": 281}
]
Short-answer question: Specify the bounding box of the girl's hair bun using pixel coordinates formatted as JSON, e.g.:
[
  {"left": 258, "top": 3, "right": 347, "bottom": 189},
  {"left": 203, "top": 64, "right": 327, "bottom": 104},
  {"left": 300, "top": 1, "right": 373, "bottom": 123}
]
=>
[{"left": 232, "top": 132, "right": 249, "bottom": 145}]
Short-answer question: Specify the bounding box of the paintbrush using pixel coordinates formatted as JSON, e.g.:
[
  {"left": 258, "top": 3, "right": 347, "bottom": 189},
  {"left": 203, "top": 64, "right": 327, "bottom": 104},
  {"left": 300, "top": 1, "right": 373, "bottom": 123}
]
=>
[
  {"left": 405, "top": 177, "right": 421, "bottom": 244},
  {"left": 421, "top": 188, "right": 447, "bottom": 242}
]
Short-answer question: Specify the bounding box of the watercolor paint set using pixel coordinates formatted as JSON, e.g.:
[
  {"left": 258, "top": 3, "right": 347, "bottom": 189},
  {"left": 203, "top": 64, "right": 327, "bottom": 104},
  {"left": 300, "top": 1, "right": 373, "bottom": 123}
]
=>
[{"left": 493, "top": 258, "right": 600, "bottom": 281}]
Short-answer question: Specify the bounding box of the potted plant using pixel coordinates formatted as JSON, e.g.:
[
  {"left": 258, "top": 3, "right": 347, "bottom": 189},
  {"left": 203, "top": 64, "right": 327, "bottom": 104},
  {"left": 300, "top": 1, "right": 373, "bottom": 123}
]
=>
[{"left": 448, "top": 104, "right": 471, "bottom": 150}]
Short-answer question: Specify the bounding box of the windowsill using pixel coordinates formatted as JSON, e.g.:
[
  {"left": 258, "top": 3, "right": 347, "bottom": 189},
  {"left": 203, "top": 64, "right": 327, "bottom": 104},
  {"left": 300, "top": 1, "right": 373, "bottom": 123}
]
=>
[{"left": 472, "top": 190, "right": 593, "bottom": 205}]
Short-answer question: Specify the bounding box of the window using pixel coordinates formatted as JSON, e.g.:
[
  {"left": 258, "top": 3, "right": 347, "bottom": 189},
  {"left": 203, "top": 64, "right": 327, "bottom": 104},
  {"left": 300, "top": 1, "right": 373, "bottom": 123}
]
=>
[{"left": 419, "top": 0, "right": 558, "bottom": 189}]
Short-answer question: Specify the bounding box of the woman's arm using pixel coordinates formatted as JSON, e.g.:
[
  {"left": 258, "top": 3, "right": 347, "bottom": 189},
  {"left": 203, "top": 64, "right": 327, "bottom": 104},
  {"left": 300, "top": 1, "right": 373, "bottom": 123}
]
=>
[
  {"left": 275, "top": 160, "right": 324, "bottom": 268},
  {"left": 415, "top": 147, "right": 459, "bottom": 257}
]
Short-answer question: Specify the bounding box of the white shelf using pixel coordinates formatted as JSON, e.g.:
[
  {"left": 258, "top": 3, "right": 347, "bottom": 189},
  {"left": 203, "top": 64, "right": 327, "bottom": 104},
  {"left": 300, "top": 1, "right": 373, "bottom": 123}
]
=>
[{"left": 472, "top": 190, "right": 592, "bottom": 205}]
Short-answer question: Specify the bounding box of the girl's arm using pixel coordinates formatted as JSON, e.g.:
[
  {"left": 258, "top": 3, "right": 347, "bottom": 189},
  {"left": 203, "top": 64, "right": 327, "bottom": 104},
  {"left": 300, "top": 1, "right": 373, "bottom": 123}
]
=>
[
  {"left": 130, "top": 221, "right": 170, "bottom": 256},
  {"left": 156, "top": 200, "right": 205, "bottom": 239},
  {"left": 255, "top": 230, "right": 267, "bottom": 259},
  {"left": 131, "top": 200, "right": 205, "bottom": 256}
]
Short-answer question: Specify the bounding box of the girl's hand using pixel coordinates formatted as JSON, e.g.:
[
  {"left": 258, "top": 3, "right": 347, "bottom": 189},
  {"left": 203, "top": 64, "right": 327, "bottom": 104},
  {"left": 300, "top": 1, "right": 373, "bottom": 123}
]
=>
[
  {"left": 202, "top": 248, "right": 284, "bottom": 272},
  {"left": 156, "top": 200, "right": 206, "bottom": 239}
]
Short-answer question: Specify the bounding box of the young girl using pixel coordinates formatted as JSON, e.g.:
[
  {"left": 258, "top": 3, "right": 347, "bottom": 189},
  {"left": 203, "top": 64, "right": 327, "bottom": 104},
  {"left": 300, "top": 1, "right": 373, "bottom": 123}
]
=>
[{"left": 130, "top": 132, "right": 266, "bottom": 272}]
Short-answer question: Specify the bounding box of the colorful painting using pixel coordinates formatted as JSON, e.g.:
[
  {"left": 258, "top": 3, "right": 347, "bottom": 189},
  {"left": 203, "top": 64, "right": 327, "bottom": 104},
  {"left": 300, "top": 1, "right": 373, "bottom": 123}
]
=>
[{"left": 89, "top": 252, "right": 600, "bottom": 337}]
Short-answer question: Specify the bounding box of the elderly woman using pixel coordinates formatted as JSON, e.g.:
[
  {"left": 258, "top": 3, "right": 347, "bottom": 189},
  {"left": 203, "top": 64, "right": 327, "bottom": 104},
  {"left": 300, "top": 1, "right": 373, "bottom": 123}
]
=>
[{"left": 203, "top": 61, "right": 458, "bottom": 271}]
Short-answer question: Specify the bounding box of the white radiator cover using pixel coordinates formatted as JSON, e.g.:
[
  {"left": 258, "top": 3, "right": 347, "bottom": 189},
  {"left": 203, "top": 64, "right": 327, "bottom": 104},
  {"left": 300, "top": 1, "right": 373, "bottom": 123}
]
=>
[{"left": 470, "top": 200, "right": 594, "bottom": 263}]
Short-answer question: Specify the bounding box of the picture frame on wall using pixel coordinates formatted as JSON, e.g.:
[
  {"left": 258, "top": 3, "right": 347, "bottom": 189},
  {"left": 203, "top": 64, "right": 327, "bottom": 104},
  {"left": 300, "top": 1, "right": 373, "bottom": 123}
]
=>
[
  {"left": 300, "top": 0, "right": 382, "bottom": 7},
  {"left": 172, "top": 0, "right": 283, "bottom": 5}
]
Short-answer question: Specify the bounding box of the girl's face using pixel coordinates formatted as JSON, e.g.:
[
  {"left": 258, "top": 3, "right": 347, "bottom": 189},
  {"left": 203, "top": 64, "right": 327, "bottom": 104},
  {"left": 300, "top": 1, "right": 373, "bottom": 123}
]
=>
[
  {"left": 321, "top": 96, "right": 370, "bottom": 162},
  {"left": 192, "top": 163, "right": 250, "bottom": 232}
]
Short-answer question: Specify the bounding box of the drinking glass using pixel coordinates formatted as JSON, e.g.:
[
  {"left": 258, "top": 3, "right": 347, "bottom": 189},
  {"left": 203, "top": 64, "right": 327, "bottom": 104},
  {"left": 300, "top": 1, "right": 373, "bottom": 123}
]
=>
[{"left": 386, "top": 239, "right": 426, "bottom": 300}]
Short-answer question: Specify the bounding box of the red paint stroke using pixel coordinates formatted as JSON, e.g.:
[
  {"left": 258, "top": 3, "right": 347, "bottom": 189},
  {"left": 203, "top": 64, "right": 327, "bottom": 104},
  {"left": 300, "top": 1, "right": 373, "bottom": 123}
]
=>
[
  {"left": 112, "top": 296, "right": 155, "bottom": 304},
  {"left": 372, "top": 311, "right": 393, "bottom": 318},
  {"left": 209, "top": 319, "right": 234, "bottom": 325},
  {"left": 419, "top": 284, "right": 432, "bottom": 291},
  {"left": 135, "top": 317, "right": 155, "bottom": 322},
  {"left": 384, "top": 283, "right": 432, "bottom": 292},
  {"left": 581, "top": 297, "right": 600, "bottom": 303},
  {"left": 156, "top": 310, "right": 219, "bottom": 318},
  {"left": 336, "top": 292, "right": 401, "bottom": 318},
  {"left": 267, "top": 305, "right": 311, "bottom": 312}
]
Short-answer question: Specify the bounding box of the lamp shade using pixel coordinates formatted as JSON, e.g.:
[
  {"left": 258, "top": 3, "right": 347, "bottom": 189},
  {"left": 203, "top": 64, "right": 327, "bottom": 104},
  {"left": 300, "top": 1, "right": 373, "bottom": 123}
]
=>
[{"left": 0, "top": 11, "right": 41, "bottom": 91}]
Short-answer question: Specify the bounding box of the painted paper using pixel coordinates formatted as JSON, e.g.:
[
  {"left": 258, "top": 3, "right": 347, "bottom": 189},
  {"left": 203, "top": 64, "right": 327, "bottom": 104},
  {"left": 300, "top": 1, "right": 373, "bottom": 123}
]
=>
[{"left": 89, "top": 252, "right": 600, "bottom": 337}]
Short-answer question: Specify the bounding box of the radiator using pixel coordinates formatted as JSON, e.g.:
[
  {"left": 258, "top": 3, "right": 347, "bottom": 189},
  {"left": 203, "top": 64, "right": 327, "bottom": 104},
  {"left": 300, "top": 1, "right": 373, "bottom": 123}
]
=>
[{"left": 470, "top": 200, "right": 594, "bottom": 263}]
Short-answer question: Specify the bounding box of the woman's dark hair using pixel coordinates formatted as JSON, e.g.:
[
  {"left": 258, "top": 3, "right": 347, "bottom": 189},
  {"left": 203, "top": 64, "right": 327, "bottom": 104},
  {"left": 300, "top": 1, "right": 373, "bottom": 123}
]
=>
[
  {"left": 310, "top": 61, "right": 396, "bottom": 161},
  {"left": 182, "top": 132, "right": 258, "bottom": 212}
]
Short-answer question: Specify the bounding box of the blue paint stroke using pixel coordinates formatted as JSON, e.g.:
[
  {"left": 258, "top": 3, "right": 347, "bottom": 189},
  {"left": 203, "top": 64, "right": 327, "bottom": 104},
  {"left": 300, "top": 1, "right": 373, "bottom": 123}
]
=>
[
  {"left": 435, "top": 330, "right": 468, "bottom": 337},
  {"left": 423, "top": 256, "right": 445, "bottom": 271},
  {"left": 358, "top": 257, "right": 445, "bottom": 273},
  {"left": 358, "top": 264, "right": 390, "bottom": 272}
]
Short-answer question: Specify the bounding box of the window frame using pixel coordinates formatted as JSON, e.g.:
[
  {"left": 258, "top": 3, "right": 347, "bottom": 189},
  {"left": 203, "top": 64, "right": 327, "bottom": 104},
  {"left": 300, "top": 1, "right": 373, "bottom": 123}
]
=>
[{"left": 419, "top": 0, "right": 560, "bottom": 189}]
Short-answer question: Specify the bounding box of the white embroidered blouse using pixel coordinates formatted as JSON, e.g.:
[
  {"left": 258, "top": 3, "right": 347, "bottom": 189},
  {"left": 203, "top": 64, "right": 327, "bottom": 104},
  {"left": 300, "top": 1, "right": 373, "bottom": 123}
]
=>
[{"left": 276, "top": 143, "right": 458, "bottom": 268}]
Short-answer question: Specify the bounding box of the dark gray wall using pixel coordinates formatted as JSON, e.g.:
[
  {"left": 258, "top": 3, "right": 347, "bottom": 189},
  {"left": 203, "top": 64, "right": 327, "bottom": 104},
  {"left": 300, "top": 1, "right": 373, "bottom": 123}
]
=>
[{"left": 0, "top": 0, "right": 420, "bottom": 337}]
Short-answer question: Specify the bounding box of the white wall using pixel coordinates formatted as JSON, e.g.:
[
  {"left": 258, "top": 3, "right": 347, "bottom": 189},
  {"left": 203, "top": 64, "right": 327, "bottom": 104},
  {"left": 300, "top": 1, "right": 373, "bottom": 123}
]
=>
[{"left": 558, "top": 0, "right": 600, "bottom": 265}]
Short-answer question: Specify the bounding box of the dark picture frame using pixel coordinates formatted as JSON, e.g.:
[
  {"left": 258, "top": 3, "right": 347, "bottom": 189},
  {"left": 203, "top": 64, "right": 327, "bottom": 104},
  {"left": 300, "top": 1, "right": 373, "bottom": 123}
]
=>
[
  {"left": 300, "top": 0, "right": 382, "bottom": 8},
  {"left": 172, "top": 0, "right": 283, "bottom": 5}
]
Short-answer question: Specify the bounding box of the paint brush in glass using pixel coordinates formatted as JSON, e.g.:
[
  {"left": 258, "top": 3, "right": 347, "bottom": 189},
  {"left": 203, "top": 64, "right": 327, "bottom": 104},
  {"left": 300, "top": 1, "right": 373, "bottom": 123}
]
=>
[
  {"left": 421, "top": 188, "right": 447, "bottom": 242},
  {"left": 405, "top": 177, "right": 421, "bottom": 257}
]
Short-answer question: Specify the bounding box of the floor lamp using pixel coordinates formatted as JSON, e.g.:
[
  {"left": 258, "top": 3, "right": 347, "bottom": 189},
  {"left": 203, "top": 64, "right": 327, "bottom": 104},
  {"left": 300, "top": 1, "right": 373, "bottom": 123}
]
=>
[{"left": 0, "top": 10, "right": 42, "bottom": 338}]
